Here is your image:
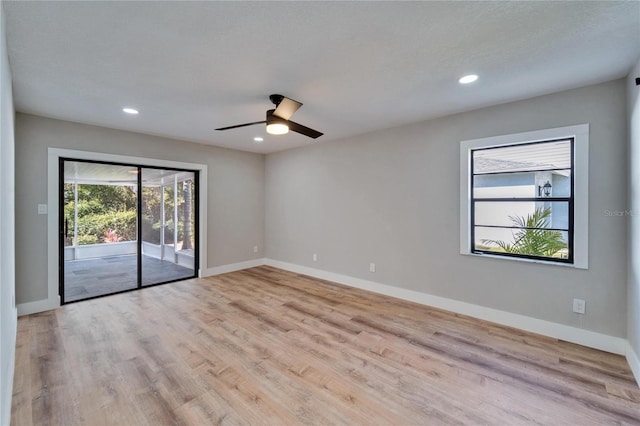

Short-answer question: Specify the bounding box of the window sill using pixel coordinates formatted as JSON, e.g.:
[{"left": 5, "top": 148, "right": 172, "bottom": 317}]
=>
[{"left": 461, "top": 251, "right": 587, "bottom": 269}]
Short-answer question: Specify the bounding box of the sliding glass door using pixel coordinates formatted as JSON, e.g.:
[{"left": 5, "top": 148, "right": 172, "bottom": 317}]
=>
[
  {"left": 60, "top": 159, "right": 198, "bottom": 303},
  {"left": 141, "top": 168, "right": 197, "bottom": 286},
  {"left": 62, "top": 161, "right": 139, "bottom": 302}
]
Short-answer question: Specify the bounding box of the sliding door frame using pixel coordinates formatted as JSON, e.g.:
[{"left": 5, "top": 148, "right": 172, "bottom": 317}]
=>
[
  {"left": 41, "top": 148, "right": 207, "bottom": 312},
  {"left": 59, "top": 158, "right": 200, "bottom": 304}
]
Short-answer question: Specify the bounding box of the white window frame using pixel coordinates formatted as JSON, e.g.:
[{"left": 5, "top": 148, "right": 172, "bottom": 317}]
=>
[{"left": 460, "top": 124, "right": 589, "bottom": 269}]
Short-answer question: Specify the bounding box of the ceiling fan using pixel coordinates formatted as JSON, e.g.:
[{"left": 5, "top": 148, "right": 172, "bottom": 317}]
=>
[{"left": 215, "top": 94, "right": 323, "bottom": 139}]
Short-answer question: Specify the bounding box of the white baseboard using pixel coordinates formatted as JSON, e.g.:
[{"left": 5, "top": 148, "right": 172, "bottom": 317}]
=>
[
  {"left": 17, "top": 296, "right": 60, "bottom": 317},
  {"left": 203, "top": 258, "right": 266, "bottom": 277},
  {"left": 627, "top": 342, "right": 640, "bottom": 387},
  {"left": 15, "top": 258, "right": 633, "bottom": 364},
  {"left": 11, "top": 258, "right": 640, "bottom": 385},
  {"left": 1, "top": 307, "right": 17, "bottom": 426},
  {"left": 265, "top": 259, "right": 627, "bottom": 356}
]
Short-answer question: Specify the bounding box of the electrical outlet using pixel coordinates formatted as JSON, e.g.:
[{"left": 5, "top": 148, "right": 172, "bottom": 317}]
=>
[
  {"left": 572, "top": 298, "right": 586, "bottom": 314},
  {"left": 313, "top": 253, "right": 318, "bottom": 262},
  {"left": 369, "top": 263, "right": 376, "bottom": 273},
  {"left": 37, "top": 204, "right": 48, "bottom": 215},
  {"left": 253, "top": 246, "right": 258, "bottom": 253}
]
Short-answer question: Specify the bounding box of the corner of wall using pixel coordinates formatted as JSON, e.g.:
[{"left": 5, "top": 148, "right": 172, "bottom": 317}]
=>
[
  {"left": 627, "top": 58, "right": 640, "bottom": 388},
  {"left": 627, "top": 341, "right": 640, "bottom": 387},
  {"left": 0, "top": 1, "right": 18, "bottom": 423},
  {"left": 1, "top": 308, "right": 17, "bottom": 426}
]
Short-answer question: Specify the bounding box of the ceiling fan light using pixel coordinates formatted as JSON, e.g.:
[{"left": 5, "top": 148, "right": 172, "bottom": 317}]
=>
[{"left": 266, "top": 123, "right": 289, "bottom": 135}]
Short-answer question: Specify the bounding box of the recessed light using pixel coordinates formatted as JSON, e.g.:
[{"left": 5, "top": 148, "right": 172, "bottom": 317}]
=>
[
  {"left": 253, "top": 137, "right": 264, "bottom": 142},
  {"left": 459, "top": 74, "right": 478, "bottom": 84},
  {"left": 122, "top": 107, "right": 139, "bottom": 114}
]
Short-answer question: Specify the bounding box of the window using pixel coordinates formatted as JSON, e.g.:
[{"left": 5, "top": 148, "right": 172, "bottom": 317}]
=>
[{"left": 460, "top": 125, "right": 588, "bottom": 268}]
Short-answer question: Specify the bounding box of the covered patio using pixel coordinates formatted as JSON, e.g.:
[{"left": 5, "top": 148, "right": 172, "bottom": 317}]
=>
[
  {"left": 62, "top": 160, "right": 197, "bottom": 303},
  {"left": 63, "top": 254, "right": 194, "bottom": 302}
]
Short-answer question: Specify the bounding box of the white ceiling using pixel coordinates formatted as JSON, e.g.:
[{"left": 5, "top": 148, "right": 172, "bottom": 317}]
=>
[{"left": 4, "top": 1, "right": 639, "bottom": 154}]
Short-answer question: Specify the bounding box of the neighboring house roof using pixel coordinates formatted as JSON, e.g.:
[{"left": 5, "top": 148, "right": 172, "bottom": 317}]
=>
[
  {"left": 474, "top": 157, "right": 541, "bottom": 174},
  {"left": 474, "top": 157, "right": 570, "bottom": 176}
]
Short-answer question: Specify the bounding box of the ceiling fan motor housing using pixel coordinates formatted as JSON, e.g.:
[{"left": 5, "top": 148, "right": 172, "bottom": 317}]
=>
[
  {"left": 269, "top": 94, "right": 284, "bottom": 106},
  {"left": 266, "top": 109, "right": 287, "bottom": 125}
]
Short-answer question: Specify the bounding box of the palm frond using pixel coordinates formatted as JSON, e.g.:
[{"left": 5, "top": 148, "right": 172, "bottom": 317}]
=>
[{"left": 480, "top": 207, "right": 567, "bottom": 257}]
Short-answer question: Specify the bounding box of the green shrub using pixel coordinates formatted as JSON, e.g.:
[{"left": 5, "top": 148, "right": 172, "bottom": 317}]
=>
[
  {"left": 76, "top": 200, "right": 107, "bottom": 217},
  {"left": 77, "top": 234, "right": 99, "bottom": 245},
  {"left": 142, "top": 216, "right": 160, "bottom": 244},
  {"left": 77, "top": 210, "right": 137, "bottom": 243},
  {"left": 141, "top": 217, "right": 185, "bottom": 245}
]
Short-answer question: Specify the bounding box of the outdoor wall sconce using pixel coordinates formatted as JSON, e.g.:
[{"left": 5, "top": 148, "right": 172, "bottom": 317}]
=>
[{"left": 538, "top": 181, "right": 552, "bottom": 197}]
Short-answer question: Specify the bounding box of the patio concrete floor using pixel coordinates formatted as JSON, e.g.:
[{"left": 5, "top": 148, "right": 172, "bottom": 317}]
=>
[{"left": 63, "top": 254, "right": 195, "bottom": 302}]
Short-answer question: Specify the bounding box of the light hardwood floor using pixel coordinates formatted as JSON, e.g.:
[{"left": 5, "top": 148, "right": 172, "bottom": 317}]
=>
[{"left": 11, "top": 266, "right": 640, "bottom": 425}]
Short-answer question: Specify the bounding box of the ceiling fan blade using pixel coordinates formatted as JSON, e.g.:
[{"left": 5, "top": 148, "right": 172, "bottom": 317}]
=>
[
  {"left": 215, "top": 120, "right": 266, "bottom": 131},
  {"left": 287, "top": 120, "right": 323, "bottom": 139},
  {"left": 273, "top": 97, "right": 302, "bottom": 120}
]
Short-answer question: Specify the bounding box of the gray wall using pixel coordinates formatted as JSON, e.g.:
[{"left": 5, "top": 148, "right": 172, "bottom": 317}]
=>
[
  {"left": 0, "top": 3, "right": 16, "bottom": 424},
  {"left": 15, "top": 113, "right": 265, "bottom": 304},
  {"left": 628, "top": 60, "right": 640, "bottom": 361},
  {"left": 266, "top": 79, "right": 628, "bottom": 338}
]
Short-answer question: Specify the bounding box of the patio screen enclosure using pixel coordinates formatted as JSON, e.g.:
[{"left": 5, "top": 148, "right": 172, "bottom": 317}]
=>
[{"left": 60, "top": 159, "right": 199, "bottom": 303}]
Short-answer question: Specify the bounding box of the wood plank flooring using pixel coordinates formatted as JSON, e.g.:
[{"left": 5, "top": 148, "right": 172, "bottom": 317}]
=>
[{"left": 11, "top": 266, "right": 640, "bottom": 425}]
